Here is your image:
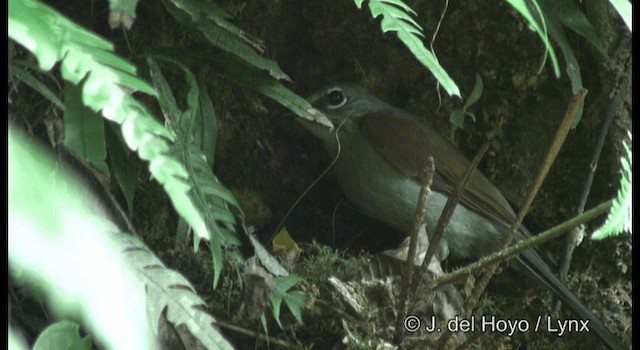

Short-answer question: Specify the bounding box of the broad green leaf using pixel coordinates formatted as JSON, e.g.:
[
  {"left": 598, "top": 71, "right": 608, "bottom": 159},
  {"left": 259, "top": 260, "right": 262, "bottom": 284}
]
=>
[
  {"left": 532, "top": 0, "right": 613, "bottom": 125},
  {"left": 275, "top": 275, "right": 303, "bottom": 292},
  {"left": 146, "top": 58, "right": 182, "bottom": 129},
  {"left": 9, "top": 0, "right": 65, "bottom": 70},
  {"left": 283, "top": 291, "right": 306, "bottom": 325},
  {"left": 9, "top": 327, "right": 29, "bottom": 350},
  {"left": 269, "top": 289, "right": 285, "bottom": 329},
  {"left": 268, "top": 275, "right": 306, "bottom": 328},
  {"left": 169, "top": 0, "right": 233, "bottom": 20}
]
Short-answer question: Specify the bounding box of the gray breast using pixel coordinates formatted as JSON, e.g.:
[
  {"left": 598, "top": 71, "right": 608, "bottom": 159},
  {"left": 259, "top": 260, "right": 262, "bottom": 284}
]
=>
[{"left": 333, "top": 128, "right": 505, "bottom": 260}]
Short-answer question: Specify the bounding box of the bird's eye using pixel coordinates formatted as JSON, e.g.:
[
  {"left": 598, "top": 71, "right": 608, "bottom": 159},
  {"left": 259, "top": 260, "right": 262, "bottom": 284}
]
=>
[{"left": 326, "top": 88, "right": 347, "bottom": 109}]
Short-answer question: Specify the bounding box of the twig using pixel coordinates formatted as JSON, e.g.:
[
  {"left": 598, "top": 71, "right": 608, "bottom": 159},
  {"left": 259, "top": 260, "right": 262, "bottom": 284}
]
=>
[
  {"left": 423, "top": 140, "right": 490, "bottom": 268},
  {"left": 424, "top": 141, "right": 489, "bottom": 349},
  {"left": 394, "top": 157, "right": 435, "bottom": 344},
  {"left": 553, "top": 93, "right": 620, "bottom": 313},
  {"left": 425, "top": 199, "right": 612, "bottom": 293},
  {"left": 465, "top": 89, "right": 588, "bottom": 311},
  {"left": 504, "top": 89, "right": 588, "bottom": 248}
]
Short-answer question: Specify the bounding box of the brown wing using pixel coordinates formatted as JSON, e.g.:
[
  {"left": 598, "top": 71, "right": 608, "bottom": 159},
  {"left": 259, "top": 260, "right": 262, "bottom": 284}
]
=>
[{"left": 360, "top": 112, "right": 517, "bottom": 226}]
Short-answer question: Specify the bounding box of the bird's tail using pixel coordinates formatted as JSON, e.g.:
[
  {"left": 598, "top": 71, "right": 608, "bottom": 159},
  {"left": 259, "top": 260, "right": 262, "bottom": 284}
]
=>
[{"left": 516, "top": 248, "right": 625, "bottom": 350}]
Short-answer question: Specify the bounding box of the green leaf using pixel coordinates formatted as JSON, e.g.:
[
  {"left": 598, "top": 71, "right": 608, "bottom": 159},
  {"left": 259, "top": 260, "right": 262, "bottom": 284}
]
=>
[
  {"left": 219, "top": 57, "right": 333, "bottom": 128},
  {"left": 269, "top": 289, "right": 285, "bottom": 329},
  {"left": 268, "top": 275, "right": 306, "bottom": 328},
  {"left": 247, "top": 233, "right": 289, "bottom": 278},
  {"left": 116, "top": 223, "right": 235, "bottom": 350},
  {"left": 539, "top": 0, "right": 607, "bottom": 56},
  {"left": 505, "top": 0, "right": 561, "bottom": 77},
  {"left": 464, "top": 74, "right": 484, "bottom": 109},
  {"left": 147, "top": 57, "right": 242, "bottom": 288},
  {"left": 464, "top": 111, "right": 476, "bottom": 122},
  {"left": 33, "top": 321, "right": 92, "bottom": 350},
  {"left": 534, "top": 1, "right": 587, "bottom": 125},
  {"left": 283, "top": 291, "right": 306, "bottom": 325},
  {"left": 275, "top": 275, "right": 304, "bottom": 293},
  {"left": 592, "top": 134, "right": 632, "bottom": 239},
  {"left": 449, "top": 111, "right": 465, "bottom": 129},
  {"left": 64, "top": 83, "right": 109, "bottom": 175},
  {"left": 8, "top": 1, "right": 222, "bottom": 295},
  {"left": 162, "top": 0, "right": 289, "bottom": 81},
  {"left": 195, "top": 77, "right": 218, "bottom": 167},
  {"left": 552, "top": 26, "right": 585, "bottom": 126},
  {"left": 9, "top": 62, "right": 64, "bottom": 110},
  {"left": 105, "top": 123, "right": 136, "bottom": 216},
  {"left": 357, "top": 0, "right": 460, "bottom": 97},
  {"left": 146, "top": 58, "right": 183, "bottom": 130}
]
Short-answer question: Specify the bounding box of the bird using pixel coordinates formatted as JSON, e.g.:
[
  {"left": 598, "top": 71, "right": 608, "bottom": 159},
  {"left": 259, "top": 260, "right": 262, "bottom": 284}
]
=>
[{"left": 298, "top": 82, "right": 624, "bottom": 349}]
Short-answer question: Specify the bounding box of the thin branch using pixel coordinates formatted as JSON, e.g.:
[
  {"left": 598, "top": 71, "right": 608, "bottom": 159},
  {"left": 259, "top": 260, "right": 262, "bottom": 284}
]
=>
[
  {"left": 553, "top": 92, "right": 620, "bottom": 313},
  {"left": 502, "top": 88, "right": 588, "bottom": 248},
  {"left": 423, "top": 140, "right": 490, "bottom": 268},
  {"left": 424, "top": 140, "right": 489, "bottom": 349},
  {"left": 465, "top": 89, "right": 588, "bottom": 311},
  {"left": 395, "top": 157, "right": 435, "bottom": 344},
  {"left": 425, "top": 199, "right": 612, "bottom": 293}
]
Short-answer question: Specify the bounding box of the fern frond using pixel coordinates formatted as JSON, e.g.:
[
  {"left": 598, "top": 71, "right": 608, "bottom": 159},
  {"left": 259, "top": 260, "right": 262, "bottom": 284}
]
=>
[
  {"left": 147, "top": 58, "right": 242, "bottom": 288},
  {"left": 10, "top": 124, "right": 234, "bottom": 349},
  {"left": 162, "top": 0, "right": 288, "bottom": 81},
  {"left": 592, "top": 132, "right": 632, "bottom": 239},
  {"left": 9, "top": 0, "right": 214, "bottom": 270},
  {"left": 161, "top": 0, "right": 333, "bottom": 129},
  {"left": 355, "top": 0, "right": 460, "bottom": 97},
  {"left": 9, "top": 126, "right": 156, "bottom": 350},
  {"left": 117, "top": 233, "right": 235, "bottom": 349},
  {"left": 216, "top": 56, "right": 334, "bottom": 129}
]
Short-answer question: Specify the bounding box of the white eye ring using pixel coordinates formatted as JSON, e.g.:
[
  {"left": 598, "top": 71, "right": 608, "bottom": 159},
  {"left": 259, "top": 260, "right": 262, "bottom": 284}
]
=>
[{"left": 325, "top": 87, "right": 347, "bottom": 109}]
